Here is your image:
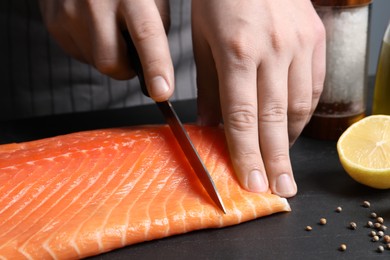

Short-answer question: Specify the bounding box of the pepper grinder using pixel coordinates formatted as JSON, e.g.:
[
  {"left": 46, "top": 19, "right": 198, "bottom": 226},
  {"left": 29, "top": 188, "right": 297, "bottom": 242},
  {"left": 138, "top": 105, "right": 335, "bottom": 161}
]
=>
[{"left": 304, "top": 0, "right": 372, "bottom": 140}]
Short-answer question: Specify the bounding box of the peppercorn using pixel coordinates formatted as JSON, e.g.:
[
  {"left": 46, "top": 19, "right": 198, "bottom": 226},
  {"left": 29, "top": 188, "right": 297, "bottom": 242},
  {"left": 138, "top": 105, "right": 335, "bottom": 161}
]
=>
[
  {"left": 377, "top": 217, "right": 384, "bottom": 224},
  {"left": 362, "top": 201, "right": 371, "bottom": 208},
  {"left": 367, "top": 221, "right": 374, "bottom": 228},
  {"left": 335, "top": 206, "right": 342, "bottom": 213},
  {"left": 305, "top": 226, "right": 312, "bottom": 231},
  {"left": 372, "top": 235, "right": 380, "bottom": 242},
  {"left": 380, "top": 225, "right": 387, "bottom": 231},
  {"left": 339, "top": 244, "right": 347, "bottom": 251},
  {"left": 349, "top": 222, "right": 357, "bottom": 230},
  {"left": 383, "top": 235, "right": 390, "bottom": 243},
  {"left": 319, "top": 218, "right": 327, "bottom": 225},
  {"left": 370, "top": 231, "right": 377, "bottom": 237},
  {"left": 370, "top": 212, "right": 377, "bottom": 218},
  {"left": 377, "top": 231, "right": 384, "bottom": 237},
  {"left": 377, "top": 245, "right": 384, "bottom": 253},
  {"left": 374, "top": 222, "right": 382, "bottom": 229}
]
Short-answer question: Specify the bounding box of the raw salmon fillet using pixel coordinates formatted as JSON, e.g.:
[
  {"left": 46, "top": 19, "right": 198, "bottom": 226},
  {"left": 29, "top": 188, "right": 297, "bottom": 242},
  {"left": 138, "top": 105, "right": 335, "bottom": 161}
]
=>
[{"left": 0, "top": 125, "right": 290, "bottom": 259}]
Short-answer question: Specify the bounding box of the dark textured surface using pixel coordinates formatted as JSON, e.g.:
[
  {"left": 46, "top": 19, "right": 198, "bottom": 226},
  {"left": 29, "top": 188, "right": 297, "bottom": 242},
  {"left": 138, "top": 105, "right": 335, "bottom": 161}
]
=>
[{"left": 2, "top": 78, "right": 389, "bottom": 259}]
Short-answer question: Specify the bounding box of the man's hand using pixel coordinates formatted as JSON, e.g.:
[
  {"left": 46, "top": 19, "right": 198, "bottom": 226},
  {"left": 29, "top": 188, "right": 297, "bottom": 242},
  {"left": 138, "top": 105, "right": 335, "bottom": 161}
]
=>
[
  {"left": 38, "top": 0, "right": 174, "bottom": 102},
  {"left": 192, "top": 0, "right": 326, "bottom": 197}
]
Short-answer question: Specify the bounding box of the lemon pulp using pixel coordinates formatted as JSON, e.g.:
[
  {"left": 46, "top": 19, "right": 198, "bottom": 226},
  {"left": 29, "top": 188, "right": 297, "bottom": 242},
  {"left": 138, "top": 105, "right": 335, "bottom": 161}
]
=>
[{"left": 337, "top": 115, "right": 390, "bottom": 189}]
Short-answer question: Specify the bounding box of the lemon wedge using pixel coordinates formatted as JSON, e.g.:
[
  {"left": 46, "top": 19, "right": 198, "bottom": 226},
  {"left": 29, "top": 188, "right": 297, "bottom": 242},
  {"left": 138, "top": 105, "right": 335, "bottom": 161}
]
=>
[{"left": 337, "top": 115, "right": 390, "bottom": 189}]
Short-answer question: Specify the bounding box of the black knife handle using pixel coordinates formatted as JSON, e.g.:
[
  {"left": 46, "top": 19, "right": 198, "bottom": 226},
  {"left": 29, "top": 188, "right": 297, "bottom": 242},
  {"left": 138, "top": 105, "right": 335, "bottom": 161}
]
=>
[{"left": 122, "top": 31, "right": 150, "bottom": 97}]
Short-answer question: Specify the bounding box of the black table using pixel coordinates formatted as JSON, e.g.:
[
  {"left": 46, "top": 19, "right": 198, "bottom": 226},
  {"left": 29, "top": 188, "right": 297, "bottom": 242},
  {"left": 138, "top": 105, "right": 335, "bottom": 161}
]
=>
[{"left": 1, "top": 78, "right": 390, "bottom": 259}]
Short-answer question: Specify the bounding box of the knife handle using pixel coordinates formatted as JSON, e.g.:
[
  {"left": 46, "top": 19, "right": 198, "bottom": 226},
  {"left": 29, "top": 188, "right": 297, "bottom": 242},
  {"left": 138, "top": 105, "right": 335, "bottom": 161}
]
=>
[{"left": 122, "top": 31, "right": 150, "bottom": 97}]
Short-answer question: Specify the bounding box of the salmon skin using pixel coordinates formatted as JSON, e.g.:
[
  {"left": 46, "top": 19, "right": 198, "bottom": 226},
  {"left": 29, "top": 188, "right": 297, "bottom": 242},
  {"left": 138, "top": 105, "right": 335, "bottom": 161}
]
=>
[{"left": 0, "top": 125, "right": 290, "bottom": 259}]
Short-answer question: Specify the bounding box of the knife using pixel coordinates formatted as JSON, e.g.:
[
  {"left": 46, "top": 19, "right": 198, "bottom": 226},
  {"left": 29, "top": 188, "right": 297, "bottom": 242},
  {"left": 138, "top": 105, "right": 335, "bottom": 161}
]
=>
[{"left": 123, "top": 32, "right": 226, "bottom": 214}]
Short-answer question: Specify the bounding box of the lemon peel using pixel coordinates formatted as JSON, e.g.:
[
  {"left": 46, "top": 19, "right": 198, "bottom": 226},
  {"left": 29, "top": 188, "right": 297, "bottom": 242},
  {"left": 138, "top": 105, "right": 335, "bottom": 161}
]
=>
[{"left": 337, "top": 115, "right": 390, "bottom": 189}]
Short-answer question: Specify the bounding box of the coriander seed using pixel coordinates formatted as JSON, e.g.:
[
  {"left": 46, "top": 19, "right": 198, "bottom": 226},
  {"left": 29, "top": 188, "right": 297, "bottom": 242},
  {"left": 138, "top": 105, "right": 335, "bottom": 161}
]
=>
[
  {"left": 339, "top": 244, "right": 347, "bottom": 251},
  {"left": 377, "top": 217, "right": 384, "bottom": 224},
  {"left": 320, "top": 218, "right": 327, "bottom": 225},
  {"left": 370, "top": 231, "right": 377, "bottom": 237},
  {"left": 383, "top": 235, "right": 390, "bottom": 243},
  {"left": 362, "top": 201, "right": 371, "bottom": 208},
  {"left": 305, "top": 226, "right": 312, "bottom": 231},
  {"left": 380, "top": 225, "right": 387, "bottom": 231},
  {"left": 377, "top": 245, "right": 384, "bottom": 253},
  {"left": 370, "top": 212, "right": 377, "bottom": 218},
  {"left": 335, "top": 206, "right": 342, "bottom": 213},
  {"left": 372, "top": 235, "right": 380, "bottom": 242},
  {"left": 386, "top": 243, "right": 390, "bottom": 250},
  {"left": 367, "top": 221, "right": 374, "bottom": 228},
  {"left": 349, "top": 222, "right": 357, "bottom": 230},
  {"left": 378, "top": 231, "right": 385, "bottom": 237},
  {"left": 374, "top": 222, "right": 382, "bottom": 229}
]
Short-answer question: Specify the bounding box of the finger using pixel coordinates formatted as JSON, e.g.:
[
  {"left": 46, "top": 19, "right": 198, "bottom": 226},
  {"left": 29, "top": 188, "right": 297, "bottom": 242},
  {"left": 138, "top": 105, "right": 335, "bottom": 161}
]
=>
[
  {"left": 287, "top": 54, "right": 313, "bottom": 146},
  {"left": 39, "top": 1, "right": 89, "bottom": 64},
  {"left": 257, "top": 61, "right": 297, "bottom": 198},
  {"left": 192, "top": 26, "right": 221, "bottom": 126},
  {"left": 49, "top": 25, "right": 87, "bottom": 64},
  {"left": 88, "top": 2, "right": 135, "bottom": 80},
  {"left": 122, "top": 0, "right": 174, "bottom": 102},
  {"left": 310, "top": 27, "right": 326, "bottom": 120},
  {"left": 217, "top": 53, "right": 269, "bottom": 193}
]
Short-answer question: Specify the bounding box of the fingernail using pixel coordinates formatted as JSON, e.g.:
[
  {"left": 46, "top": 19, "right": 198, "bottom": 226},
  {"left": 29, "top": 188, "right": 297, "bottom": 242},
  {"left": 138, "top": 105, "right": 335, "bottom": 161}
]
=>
[
  {"left": 275, "top": 173, "right": 296, "bottom": 196},
  {"left": 247, "top": 170, "right": 268, "bottom": 193},
  {"left": 150, "top": 76, "right": 170, "bottom": 97}
]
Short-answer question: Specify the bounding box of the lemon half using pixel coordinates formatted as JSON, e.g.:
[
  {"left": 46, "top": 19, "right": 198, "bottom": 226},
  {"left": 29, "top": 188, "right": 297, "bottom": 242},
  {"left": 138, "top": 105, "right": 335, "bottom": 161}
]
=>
[{"left": 337, "top": 115, "right": 390, "bottom": 189}]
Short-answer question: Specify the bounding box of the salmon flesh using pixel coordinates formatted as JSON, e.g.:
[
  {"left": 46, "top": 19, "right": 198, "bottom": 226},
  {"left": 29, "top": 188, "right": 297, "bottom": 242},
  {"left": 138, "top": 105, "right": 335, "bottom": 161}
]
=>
[{"left": 0, "top": 125, "right": 290, "bottom": 259}]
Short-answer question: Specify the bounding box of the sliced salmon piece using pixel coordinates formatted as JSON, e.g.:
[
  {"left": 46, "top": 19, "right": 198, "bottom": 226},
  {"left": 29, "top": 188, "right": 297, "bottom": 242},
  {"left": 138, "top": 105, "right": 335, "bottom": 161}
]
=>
[{"left": 0, "top": 125, "right": 290, "bottom": 259}]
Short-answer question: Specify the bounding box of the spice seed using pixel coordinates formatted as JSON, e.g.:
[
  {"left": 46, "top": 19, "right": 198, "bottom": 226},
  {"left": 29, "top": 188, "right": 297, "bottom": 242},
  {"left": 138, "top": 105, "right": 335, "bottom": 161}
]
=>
[
  {"left": 305, "top": 226, "right": 312, "bottom": 231},
  {"left": 377, "top": 217, "right": 384, "bottom": 224},
  {"left": 374, "top": 222, "right": 382, "bottom": 229},
  {"left": 362, "top": 201, "right": 371, "bottom": 208},
  {"left": 372, "top": 235, "right": 380, "bottom": 242},
  {"left": 370, "top": 212, "right": 377, "bottom": 219},
  {"left": 380, "top": 225, "right": 387, "bottom": 231},
  {"left": 377, "top": 245, "right": 384, "bottom": 253},
  {"left": 339, "top": 244, "right": 347, "bottom": 251},
  {"left": 367, "top": 221, "right": 374, "bottom": 228},
  {"left": 383, "top": 235, "right": 390, "bottom": 243},
  {"left": 349, "top": 222, "right": 357, "bottom": 230},
  {"left": 370, "top": 231, "right": 377, "bottom": 237},
  {"left": 335, "top": 206, "right": 342, "bottom": 213},
  {"left": 377, "top": 231, "right": 384, "bottom": 237},
  {"left": 386, "top": 243, "right": 390, "bottom": 250},
  {"left": 319, "top": 218, "right": 327, "bottom": 225}
]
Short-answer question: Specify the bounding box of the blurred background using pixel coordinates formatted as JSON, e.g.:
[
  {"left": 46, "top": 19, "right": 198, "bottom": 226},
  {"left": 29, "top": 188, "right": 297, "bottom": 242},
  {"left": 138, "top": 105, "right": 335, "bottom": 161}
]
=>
[{"left": 369, "top": 0, "right": 389, "bottom": 75}]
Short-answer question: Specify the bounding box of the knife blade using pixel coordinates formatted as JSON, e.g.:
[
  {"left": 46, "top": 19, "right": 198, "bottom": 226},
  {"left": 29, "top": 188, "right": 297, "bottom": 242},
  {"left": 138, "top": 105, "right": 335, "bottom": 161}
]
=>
[{"left": 123, "top": 32, "right": 226, "bottom": 214}]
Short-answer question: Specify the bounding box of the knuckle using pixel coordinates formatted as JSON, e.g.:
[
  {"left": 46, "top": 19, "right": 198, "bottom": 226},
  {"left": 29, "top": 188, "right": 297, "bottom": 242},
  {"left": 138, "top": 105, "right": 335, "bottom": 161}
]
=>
[
  {"left": 143, "top": 57, "right": 164, "bottom": 74},
  {"left": 59, "top": 1, "right": 78, "bottom": 21},
  {"left": 226, "top": 104, "right": 257, "bottom": 131},
  {"left": 95, "top": 58, "right": 117, "bottom": 75},
  {"left": 235, "top": 149, "right": 261, "bottom": 161},
  {"left": 269, "top": 150, "right": 290, "bottom": 165},
  {"left": 294, "top": 29, "right": 310, "bottom": 49},
  {"left": 314, "top": 19, "right": 326, "bottom": 42},
  {"left": 269, "top": 30, "right": 285, "bottom": 53},
  {"left": 133, "top": 20, "right": 162, "bottom": 43},
  {"left": 259, "top": 102, "right": 286, "bottom": 123},
  {"left": 224, "top": 37, "right": 256, "bottom": 69},
  {"left": 312, "top": 82, "right": 324, "bottom": 100},
  {"left": 94, "top": 58, "right": 130, "bottom": 80},
  {"left": 290, "top": 101, "right": 311, "bottom": 119}
]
